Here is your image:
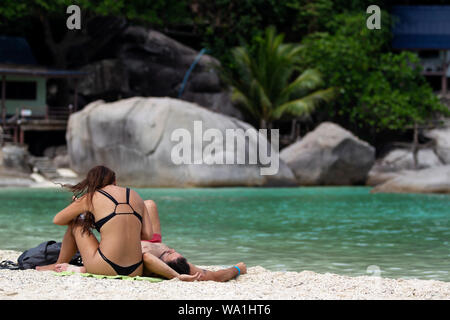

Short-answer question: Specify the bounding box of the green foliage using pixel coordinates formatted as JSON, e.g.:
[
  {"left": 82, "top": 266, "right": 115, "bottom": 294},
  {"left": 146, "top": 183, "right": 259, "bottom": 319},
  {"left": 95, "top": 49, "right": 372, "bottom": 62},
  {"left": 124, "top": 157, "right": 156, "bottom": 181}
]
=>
[
  {"left": 219, "top": 26, "right": 335, "bottom": 128},
  {"left": 300, "top": 12, "right": 449, "bottom": 132},
  {"left": 191, "top": 0, "right": 389, "bottom": 63},
  {"left": 2, "top": 0, "right": 446, "bottom": 137},
  {"left": 192, "top": 0, "right": 334, "bottom": 63},
  {"left": 0, "top": 0, "right": 192, "bottom": 26}
]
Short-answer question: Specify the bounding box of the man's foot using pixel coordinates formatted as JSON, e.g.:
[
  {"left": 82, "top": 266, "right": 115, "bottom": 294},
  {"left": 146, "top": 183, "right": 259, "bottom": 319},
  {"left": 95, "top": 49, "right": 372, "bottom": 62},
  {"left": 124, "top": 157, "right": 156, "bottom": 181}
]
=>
[{"left": 54, "top": 263, "right": 87, "bottom": 273}]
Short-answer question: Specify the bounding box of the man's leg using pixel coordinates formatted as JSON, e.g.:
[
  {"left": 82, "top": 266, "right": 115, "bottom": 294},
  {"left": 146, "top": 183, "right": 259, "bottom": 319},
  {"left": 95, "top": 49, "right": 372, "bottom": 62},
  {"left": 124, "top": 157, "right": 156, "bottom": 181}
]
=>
[{"left": 144, "top": 200, "right": 162, "bottom": 242}]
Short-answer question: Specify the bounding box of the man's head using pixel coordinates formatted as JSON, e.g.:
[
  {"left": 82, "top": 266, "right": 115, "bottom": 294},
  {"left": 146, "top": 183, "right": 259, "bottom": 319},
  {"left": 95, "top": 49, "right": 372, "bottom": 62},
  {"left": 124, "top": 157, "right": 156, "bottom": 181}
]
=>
[
  {"left": 160, "top": 248, "right": 190, "bottom": 275},
  {"left": 166, "top": 256, "right": 190, "bottom": 275}
]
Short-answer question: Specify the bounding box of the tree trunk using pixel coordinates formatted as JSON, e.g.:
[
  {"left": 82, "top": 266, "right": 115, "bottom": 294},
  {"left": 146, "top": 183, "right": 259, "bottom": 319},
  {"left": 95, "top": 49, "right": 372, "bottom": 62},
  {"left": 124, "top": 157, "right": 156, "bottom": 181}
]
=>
[
  {"left": 37, "top": 12, "right": 126, "bottom": 108},
  {"left": 412, "top": 122, "right": 419, "bottom": 169},
  {"left": 260, "top": 119, "right": 267, "bottom": 129}
]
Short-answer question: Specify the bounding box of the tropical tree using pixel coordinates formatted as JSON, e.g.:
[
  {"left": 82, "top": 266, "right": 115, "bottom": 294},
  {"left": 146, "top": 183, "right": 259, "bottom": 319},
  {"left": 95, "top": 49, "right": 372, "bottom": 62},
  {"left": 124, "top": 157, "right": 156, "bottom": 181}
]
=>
[
  {"left": 219, "top": 26, "right": 335, "bottom": 129},
  {"left": 299, "top": 12, "right": 450, "bottom": 144},
  {"left": 0, "top": 0, "right": 191, "bottom": 69}
]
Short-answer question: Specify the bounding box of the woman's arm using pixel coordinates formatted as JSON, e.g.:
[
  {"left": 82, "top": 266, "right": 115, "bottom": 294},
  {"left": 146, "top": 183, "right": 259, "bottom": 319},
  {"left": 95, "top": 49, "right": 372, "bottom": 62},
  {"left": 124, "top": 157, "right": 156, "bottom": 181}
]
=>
[{"left": 53, "top": 195, "right": 89, "bottom": 225}]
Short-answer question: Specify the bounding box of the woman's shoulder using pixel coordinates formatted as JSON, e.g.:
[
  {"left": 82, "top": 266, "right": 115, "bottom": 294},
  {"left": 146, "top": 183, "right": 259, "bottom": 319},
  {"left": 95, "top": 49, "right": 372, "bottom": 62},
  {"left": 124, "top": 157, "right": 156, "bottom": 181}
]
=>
[
  {"left": 100, "top": 185, "right": 141, "bottom": 199},
  {"left": 100, "top": 184, "right": 126, "bottom": 192}
]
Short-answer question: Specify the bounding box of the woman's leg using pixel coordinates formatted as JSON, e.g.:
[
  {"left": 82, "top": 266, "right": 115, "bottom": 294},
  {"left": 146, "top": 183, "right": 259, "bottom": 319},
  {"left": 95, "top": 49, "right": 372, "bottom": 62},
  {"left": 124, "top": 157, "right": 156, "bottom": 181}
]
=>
[
  {"left": 36, "top": 223, "right": 82, "bottom": 271},
  {"left": 40, "top": 222, "right": 105, "bottom": 274},
  {"left": 56, "top": 223, "right": 143, "bottom": 276},
  {"left": 65, "top": 222, "right": 114, "bottom": 275}
]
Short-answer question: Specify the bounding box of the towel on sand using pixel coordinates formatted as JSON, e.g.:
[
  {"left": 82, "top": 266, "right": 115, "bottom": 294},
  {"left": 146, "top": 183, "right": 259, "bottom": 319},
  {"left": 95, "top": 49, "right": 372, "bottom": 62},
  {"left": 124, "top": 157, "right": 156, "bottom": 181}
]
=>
[{"left": 53, "top": 271, "right": 164, "bottom": 282}]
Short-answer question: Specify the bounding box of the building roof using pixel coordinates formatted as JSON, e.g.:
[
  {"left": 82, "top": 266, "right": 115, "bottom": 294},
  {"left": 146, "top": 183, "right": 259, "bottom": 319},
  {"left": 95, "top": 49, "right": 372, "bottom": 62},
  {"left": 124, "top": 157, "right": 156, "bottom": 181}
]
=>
[
  {"left": 0, "top": 64, "right": 88, "bottom": 78},
  {"left": 392, "top": 6, "right": 450, "bottom": 50},
  {"left": 0, "top": 36, "right": 37, "bottom": 65}
]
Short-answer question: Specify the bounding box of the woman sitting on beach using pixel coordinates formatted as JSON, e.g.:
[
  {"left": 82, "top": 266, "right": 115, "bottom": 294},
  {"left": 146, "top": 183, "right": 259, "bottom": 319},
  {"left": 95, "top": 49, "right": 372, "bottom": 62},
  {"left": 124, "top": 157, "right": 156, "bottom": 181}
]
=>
[{"left": 37, "top": 165, "right": 200, "bottom": 281}]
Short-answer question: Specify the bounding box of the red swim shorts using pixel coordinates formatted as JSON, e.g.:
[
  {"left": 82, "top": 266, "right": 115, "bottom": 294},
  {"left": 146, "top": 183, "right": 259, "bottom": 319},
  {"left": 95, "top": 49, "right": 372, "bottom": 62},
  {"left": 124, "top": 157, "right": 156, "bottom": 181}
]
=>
[{"left": 142, "top": 233, "right": 162, "bottom": 243}]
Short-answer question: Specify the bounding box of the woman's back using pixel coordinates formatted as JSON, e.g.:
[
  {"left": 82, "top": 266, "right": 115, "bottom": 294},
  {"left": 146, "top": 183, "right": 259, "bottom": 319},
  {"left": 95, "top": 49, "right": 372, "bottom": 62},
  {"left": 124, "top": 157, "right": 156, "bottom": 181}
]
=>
[{"left": 91, "top": 185, "right": 144, "bottom": 268}]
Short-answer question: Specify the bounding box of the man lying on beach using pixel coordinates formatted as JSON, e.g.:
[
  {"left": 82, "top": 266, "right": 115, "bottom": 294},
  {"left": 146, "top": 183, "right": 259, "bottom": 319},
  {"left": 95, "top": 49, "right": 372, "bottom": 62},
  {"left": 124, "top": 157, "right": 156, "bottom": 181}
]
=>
[
  {"left": 139, "top": 200, "right": 247, "bottom": 282},
  {"left": 38, "top": 199, "right": 246, "bottom": 282}
]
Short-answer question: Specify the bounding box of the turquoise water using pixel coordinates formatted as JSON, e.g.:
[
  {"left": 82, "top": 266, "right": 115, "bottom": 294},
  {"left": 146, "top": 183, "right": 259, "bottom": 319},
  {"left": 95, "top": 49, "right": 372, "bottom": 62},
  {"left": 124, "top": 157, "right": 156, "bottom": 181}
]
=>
[{"left": 0, "top": 187, "right": 448, "bottom": 281}]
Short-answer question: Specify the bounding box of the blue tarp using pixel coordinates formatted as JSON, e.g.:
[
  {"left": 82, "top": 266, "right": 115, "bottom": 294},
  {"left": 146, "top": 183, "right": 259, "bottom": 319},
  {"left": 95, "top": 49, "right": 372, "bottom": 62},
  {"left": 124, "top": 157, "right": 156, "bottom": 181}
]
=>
[
  {"left": 0, "top": 36, "right": 37, "bottom": 65},
  {"left": 392, "top": 6, "right": 450, "bottom": 49}
]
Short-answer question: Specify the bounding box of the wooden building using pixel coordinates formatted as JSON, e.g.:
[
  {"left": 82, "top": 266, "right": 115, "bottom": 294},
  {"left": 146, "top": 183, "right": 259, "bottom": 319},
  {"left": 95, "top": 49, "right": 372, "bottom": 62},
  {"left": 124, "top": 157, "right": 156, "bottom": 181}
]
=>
[
  {"left": 392, "top": 6, "right": 450, "bottom": 95},
  {"left": 0, "top": 36, "right": 87, "bottom": 145}
]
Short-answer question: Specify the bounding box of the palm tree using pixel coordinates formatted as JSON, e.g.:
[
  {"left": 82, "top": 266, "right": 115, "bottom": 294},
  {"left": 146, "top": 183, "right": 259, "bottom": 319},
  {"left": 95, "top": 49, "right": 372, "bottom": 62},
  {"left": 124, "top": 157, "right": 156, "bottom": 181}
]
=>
[{"left": 219, "top": 26, "right": 335, "bottom": 129}]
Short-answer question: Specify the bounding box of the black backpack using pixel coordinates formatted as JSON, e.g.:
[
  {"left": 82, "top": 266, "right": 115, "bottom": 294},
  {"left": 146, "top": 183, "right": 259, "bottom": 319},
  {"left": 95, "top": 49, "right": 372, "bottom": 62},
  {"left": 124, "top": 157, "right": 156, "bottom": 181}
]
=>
[{"left": 16, "top": 240, "right": 82, "bottom": 270}]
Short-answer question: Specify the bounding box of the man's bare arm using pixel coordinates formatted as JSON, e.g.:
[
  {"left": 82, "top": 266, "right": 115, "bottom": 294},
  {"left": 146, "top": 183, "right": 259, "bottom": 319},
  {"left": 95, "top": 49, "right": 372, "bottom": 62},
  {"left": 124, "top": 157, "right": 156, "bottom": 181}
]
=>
[
  {"left": 143, "top": 253, "right": 200, "bottom": 281},
  {"left": 188, "top": 262, "right": 247, "bottom": 282}
]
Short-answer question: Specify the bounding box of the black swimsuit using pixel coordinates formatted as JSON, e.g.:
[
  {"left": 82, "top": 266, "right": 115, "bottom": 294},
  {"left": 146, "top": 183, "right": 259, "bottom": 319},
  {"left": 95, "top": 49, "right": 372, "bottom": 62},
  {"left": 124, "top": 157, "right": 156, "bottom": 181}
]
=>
[{"left": 94, "top": 187, "right": 143, "bottom": 276}]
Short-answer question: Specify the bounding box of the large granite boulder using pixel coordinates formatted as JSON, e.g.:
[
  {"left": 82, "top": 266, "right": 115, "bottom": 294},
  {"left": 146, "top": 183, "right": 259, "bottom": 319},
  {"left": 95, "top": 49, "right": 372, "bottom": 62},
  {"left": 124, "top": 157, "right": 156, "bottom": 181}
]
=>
[
  {"left": 367, "top": 126, "right": 450, "bottom": 187},
  {"left": 372, "top": 148, "right": 443, "bottom": 171},
  {"left": 279, "top": 122, "right": 375, "bottom": 185},
  {"left": 366, "top": 148, "right": 444, "bottom": 186},
  {"left": 424, "top": 127, "right": 450, "bottom": 164},
  {"left": 75, "top": 27, "right": 243, "bottom": 119},
  {"left": 371, "top": 165, "right": 450, "bottom": 194},
  {"left": 77, "top": 59, "right": 130, "bottom": 99},
  {"left": 1, "top": 145, "right": 31, "bottom": 173},
  {"left": 66, "top": 97, "right": 295, "bottom": 187}
]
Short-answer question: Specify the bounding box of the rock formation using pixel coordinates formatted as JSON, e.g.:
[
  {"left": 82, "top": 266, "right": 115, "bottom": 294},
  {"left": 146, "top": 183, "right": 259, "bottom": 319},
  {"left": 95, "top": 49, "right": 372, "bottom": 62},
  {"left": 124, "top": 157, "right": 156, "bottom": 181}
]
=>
[
  {"left": 74, "top": 27, "right": 242, "bottom": 119},
  {"left": 66, "top": 97, "right": 295, "bottom": 187},
  {"left": 280, "top": 122, "right": 375, "bottom": 185},
  {"left": 371, "top": 165, "right": 450, "bottom": 194}
]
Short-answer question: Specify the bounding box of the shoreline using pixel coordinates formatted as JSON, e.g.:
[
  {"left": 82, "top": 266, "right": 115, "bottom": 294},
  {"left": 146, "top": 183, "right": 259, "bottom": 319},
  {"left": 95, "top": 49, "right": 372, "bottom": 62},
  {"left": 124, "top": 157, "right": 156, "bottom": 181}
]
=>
[{"left": 1, "top": 250, "right": 449, "bottom": 300}]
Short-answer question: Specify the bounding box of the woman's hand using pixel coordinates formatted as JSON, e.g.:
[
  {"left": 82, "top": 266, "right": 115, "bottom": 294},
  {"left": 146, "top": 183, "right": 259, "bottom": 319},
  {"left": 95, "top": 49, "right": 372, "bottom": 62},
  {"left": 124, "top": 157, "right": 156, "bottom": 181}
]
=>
[{"left": 177, "top": 272, "right": 202, "bottom": 282}]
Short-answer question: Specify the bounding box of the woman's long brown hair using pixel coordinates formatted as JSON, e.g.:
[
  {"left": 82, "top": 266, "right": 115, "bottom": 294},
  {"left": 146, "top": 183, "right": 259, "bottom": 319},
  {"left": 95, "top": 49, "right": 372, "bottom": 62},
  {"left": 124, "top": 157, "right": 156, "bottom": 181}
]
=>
[{"left": 65, "top": 165, "right": 116, "bottom": 234}]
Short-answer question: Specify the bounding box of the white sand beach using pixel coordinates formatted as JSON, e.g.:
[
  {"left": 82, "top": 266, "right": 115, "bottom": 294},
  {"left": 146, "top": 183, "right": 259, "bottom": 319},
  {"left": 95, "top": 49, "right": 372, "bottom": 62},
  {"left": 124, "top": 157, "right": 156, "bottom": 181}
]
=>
[{"left": 1, "top": 250, "right": 449, "bottom": 300}]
